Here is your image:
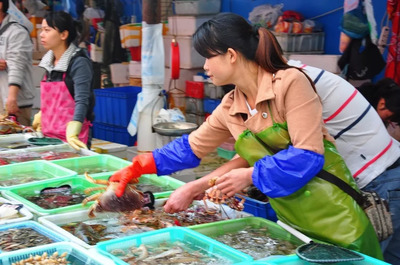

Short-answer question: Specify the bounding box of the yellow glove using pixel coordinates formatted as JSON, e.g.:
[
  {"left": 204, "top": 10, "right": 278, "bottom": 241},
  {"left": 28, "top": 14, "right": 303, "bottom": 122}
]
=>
[
  {"left": 32, "top": 111, "right": 41, "bottom": 132},
  {"left": 66, "top": 121, "right": 88, "bottom": 150}
]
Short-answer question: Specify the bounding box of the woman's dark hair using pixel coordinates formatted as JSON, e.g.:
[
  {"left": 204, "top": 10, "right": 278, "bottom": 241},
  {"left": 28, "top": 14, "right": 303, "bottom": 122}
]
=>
[
  {"left": 192, "top": 12, "right": 315, "bottom": 88},
  {"left": 0, "top": 0, "right": 9, "bottom": 13},
  {"left": 44, "top": 11, "right": 78, "bottom": 45}
]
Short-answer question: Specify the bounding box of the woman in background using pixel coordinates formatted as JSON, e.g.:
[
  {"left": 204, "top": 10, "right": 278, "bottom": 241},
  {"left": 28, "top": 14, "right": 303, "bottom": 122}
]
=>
[{"left": 33, "top": 11, "right": 95, "bottom": 150}]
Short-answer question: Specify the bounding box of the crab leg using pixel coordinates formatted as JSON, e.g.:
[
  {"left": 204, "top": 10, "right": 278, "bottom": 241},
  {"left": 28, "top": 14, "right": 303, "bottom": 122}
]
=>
[
  {"left": 82, "top": 193, "right": 102, "bottom": 206},
  {"left": 84, "top": 172, "right": 109, "bottom": 185},
  {"left": 84, "top": 186, "right": 107, "bottom": 194}
]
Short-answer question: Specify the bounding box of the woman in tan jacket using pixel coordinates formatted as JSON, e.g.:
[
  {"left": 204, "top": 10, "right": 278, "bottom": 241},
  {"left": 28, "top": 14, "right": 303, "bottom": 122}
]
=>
[{"left": 110, "top": 13, "right": 382, "bottom": 259}]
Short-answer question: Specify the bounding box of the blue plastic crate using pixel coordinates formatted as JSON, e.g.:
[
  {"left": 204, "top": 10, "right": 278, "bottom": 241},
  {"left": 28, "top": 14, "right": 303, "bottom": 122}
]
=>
[
  {"left": 203, "top": 98, "right": 221, "bottom": 113},
  {"left": 94, "top": 86, "right": 141, "bottom": 127},
  {"left": 240, "top": 196, "right": 277, "bottom": 222},
  {"left": 96, "top": 227, "right": 253, "bottom": 265},
  {"left": 0, "top": 242, "right": 109, "bottom": 265},
  {"left": 0, "top": 221, "right": 69, "bottom": 254},
  {"left": 92, "top": 122, "right": 136, "bottom": 146}
]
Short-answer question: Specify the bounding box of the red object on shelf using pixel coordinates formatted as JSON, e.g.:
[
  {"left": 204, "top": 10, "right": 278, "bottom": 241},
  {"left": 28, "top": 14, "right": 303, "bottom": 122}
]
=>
[
  {"left": 185, "top": 81, "right": 204, "bottom": 99},
  {"left": 171, "top": 39, "right": 180, "bottom": 79},
  {"left": 129, "top": 47, "right": 141, "bottom": 61}
]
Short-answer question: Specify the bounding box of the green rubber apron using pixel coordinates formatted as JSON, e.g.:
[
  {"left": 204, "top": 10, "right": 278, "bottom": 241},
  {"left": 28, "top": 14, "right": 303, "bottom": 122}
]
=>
[{"left": 235, "top": 110, "right": 382, "bottom": 259}]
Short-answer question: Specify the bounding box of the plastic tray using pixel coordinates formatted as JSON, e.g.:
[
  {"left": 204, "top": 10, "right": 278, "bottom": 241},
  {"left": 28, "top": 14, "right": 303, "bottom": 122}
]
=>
[
  {"left": 189, "top": 217, "right": 303, "bottom": 259},
  {"left": 27, "top": 137, "right": 64, "bottom": 146},
  {"left": 1, "top": 176, "right": 100, "bottom": 216},
  {"left": 0, "top": 160, "right": 77, "bottom": 190},
  {"left": 38, "top": 210, "right": 122, "bottom": 249},
  {"left": 93, "top": 173, "right": 185, "bottom": 199},
  {"left": 273, "top": 32, "right": 325, "bottom": 53},
  {"left": 0, "top": 242, "right": 109, "bottom": 265},
  {"left": 50, "top": 154, "right": 131, "bottom": 177},
  {"left": 0, "top": 197, "right": 33, "bottom": 225},
  {"left": 0, "top": 221, "right": 69, "bottom": 254},
  {"left": 0, "top": 143, "right": 98, "bottom": 165},
  {"left": 93, "top": 86, "right": 142, "bottom": 127},
  {"left": 96, "top": 226, "right": 253, "bottom": 265},
  {"left": 241, "top": 196, "right": 277, "bottom": 221}
]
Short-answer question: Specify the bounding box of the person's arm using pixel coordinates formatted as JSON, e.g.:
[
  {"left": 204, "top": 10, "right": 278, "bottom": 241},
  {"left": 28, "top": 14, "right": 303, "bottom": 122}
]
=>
[
  {"left": 69, "top": 56, "right": 93, "bottom": 122},
  {"left": 5, "top": 26, "right": 32, "bottom": 115},
  {"left": 163, "top": 156, "right": 250, "bottom": 213},
  {"left": 65, "top": 56, "right": 93, "bottom": 150},
  {"left": 251, "top": 70, "right": 326, "bottom": 198},
  {"left": 6, "top": 85, "right": 20, "bottom": 115}
]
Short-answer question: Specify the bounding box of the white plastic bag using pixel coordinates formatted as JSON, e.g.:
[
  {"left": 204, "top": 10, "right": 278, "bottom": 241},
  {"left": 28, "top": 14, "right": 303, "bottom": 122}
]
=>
[{"left": 248, "top": 4, "right": 283, "bottom": 29}]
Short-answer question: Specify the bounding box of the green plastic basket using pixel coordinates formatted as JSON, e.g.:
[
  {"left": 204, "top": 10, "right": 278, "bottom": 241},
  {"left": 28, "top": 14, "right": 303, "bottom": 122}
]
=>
[
  {"left": 0, "top": 160, "right": 77, "bottom": 191},
  {"left": 190, "top": 217, "right": 304, "bottom": 260},
  {"left": 96, "top": 227, "right": 254, "bottom": 265},
  {"left": 1, "top": 176, "right": 100, "bottom": 216},
  {"left": 93, "top": 173, "right": 185, "bottom": 199},
  {"left": 50, "top": 154, "right": 131, "bottom": 177}
]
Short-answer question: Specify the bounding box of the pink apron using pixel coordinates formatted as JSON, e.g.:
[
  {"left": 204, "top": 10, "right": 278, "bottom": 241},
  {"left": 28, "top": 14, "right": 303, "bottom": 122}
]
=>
[{"left": 40, "top": 74, "right": 90, "bottom": 143}]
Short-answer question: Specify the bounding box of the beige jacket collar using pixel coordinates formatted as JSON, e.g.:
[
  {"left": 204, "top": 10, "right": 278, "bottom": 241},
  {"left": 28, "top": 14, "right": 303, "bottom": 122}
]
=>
[{"left": 229, "top": 67, "right": 280, "bottom": 116}]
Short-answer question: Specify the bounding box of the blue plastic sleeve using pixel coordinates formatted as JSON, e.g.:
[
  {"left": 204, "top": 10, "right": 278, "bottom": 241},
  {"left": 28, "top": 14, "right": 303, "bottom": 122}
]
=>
[
  {"left": 152, "top": 134, "right": 201, "bottom": 175},
  {"left": 252, "top": 145, "right": 324, "bottom": 198}
]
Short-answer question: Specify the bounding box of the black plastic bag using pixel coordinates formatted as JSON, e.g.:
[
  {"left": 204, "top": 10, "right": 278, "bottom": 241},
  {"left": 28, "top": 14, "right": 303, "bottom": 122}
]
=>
[{"left": 338, "top": 35, "right": 386, "bottom": 80}]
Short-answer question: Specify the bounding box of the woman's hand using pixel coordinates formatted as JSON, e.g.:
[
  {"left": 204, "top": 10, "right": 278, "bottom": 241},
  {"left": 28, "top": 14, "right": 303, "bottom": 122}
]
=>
[
  {"left": 215, "top": 167, "right": 253, "bottom": 197},
  {"left": 163, "top": 182, "right": 204, "bottom": 213}
]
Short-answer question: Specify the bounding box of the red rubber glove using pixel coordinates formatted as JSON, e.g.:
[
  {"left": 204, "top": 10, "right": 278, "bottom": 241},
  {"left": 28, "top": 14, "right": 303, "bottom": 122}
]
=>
[{"left": 109, "top": 153, "right": 157, "bottom": 197}]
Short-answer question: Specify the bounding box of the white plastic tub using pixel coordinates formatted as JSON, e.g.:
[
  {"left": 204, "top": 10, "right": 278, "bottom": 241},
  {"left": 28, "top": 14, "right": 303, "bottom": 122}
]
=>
[
  {"left": 0, "top": 197, "right": 33, "bottom": 225},
  {"left": 38, "top": 199, "right": 252, "bottom": 249}
]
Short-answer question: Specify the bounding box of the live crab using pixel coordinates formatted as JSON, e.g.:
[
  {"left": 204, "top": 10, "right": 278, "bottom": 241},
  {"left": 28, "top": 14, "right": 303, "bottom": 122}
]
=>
[
  {"left": 82, "top": 172, "right": 146, "bottom": 217},
  {"left": 203, "top": 176, "right": 245, "bottom": 214}
]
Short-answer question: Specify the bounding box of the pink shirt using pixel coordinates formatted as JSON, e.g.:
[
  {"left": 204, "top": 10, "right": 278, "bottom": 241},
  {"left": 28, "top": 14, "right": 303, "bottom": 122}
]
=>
[{"left": 189, "top": 67, "right": 332, "bottom": 158}]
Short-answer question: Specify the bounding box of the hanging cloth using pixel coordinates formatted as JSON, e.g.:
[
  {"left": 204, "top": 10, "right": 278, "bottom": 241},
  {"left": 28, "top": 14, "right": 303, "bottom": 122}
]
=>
[{"left": 385, "top": 0, "right": 400, "bottom": 84}]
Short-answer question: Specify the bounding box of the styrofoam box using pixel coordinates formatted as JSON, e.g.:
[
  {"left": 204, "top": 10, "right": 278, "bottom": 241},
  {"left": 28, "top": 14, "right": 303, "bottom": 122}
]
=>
[
  {"left": 90, "top": 139, "right": 128, "bottom": 160},
  {"left": 163, "top": 35, "right": 205, "bottom": 69},
  {"left": 288, "top": 54, "right": 341, "bottom": 74},
  {"left": 0, "top": 197, "right": 33, "bottom": 225},
  {"left": 129, "top": 61, "right": 141, "bottom": 78},
  {"left": 168, "top": 15, "right": 212, "bottom": 36},
  {"left": 164, "top": 67, "right": 203, "bottom": 91},
  {"left": 174, "top": 0, "right": 221, "bottom": 15},
  {"left": 109, "top": 63, "right": 129, "bottom": 84}
]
